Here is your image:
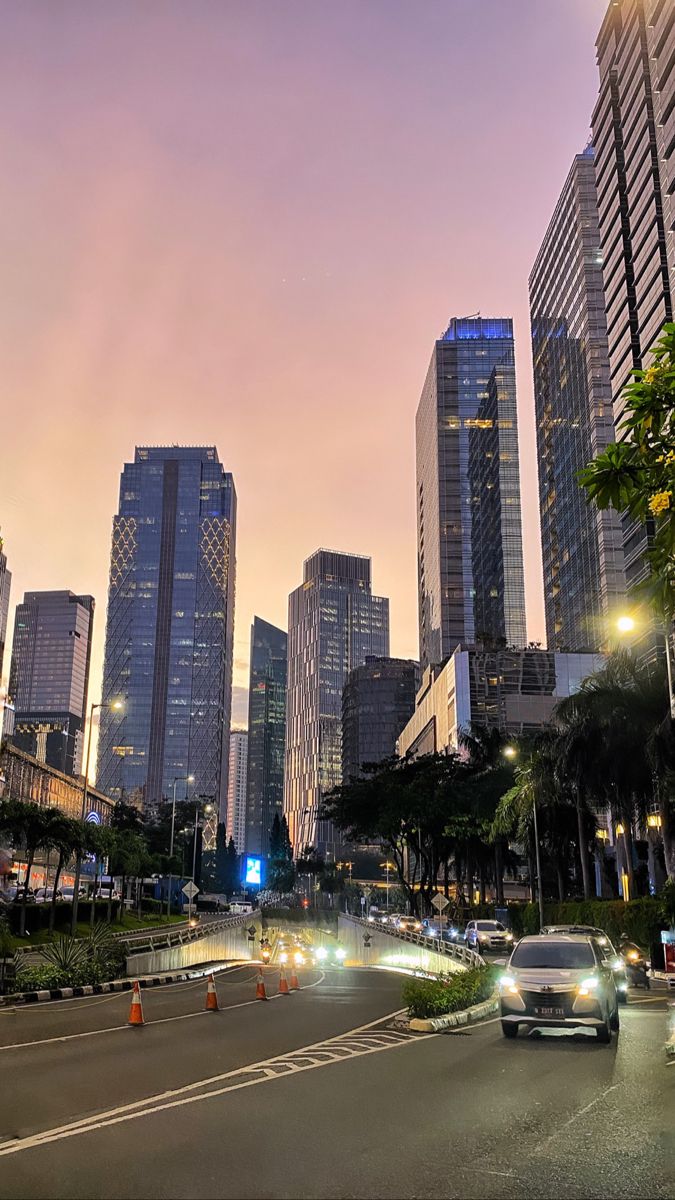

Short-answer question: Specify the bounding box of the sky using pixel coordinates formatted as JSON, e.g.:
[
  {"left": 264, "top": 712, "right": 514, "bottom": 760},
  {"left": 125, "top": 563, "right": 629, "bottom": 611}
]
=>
[{"left": 0, "top": 0, "right": 608, "bottom": 754}]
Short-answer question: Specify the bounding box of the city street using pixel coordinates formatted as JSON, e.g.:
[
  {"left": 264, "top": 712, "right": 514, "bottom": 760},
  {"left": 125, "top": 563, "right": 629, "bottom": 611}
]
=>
[{"left": 0, "top": 967, "right": 671, "bottom": 1199}]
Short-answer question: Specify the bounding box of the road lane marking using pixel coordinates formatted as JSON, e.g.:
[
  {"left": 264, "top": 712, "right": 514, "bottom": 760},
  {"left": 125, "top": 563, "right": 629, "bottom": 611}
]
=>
[
  {"left": 0, "top": 972, "right": 327, "bottom": 1053},
  {"left": 533, "top": 1083, "right": 622, "bottom": 1152},
  {"left": 0, "top": 1008, "right": 419, "bottom": 1156}
]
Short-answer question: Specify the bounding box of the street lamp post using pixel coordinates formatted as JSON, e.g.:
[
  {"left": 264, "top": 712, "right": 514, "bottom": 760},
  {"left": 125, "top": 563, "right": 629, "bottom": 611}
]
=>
[
  {"left": 166, "top": 774, "right": 194, "bottom": 917},
  {"left": 532, "top": 794, "right": 545, "bottom": 931},
  {"left": 379, "top": 860, "right": 393, "bottom": 910},
  {"left": 71, "top": 698, "right": 122, "bottom": 934},
  {"left": 617, "top": 612, "right": 675, "bottom": 720},
  {"left": 189, "top": 800, "right": 214, "bottom": 919}
]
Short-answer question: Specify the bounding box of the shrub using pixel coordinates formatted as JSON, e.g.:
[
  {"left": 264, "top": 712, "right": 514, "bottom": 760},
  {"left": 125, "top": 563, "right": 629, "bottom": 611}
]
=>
[
  {"left": 402, "top": 966, "right": 495, "bottom": 1020},
  {"left": 14, "top": 964, "right": 65, "bottom": 992}
]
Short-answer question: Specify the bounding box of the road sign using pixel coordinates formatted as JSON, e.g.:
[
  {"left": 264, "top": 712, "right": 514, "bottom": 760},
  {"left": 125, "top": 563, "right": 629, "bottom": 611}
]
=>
[
  {"left": 85, "top": 811, "right": 101, "bottom": 825},
  {"left": 181, "top": 881, "right": 199, "bottom": 900},
  {"left": 431, "top": 892, "right": 449, "bottom": 912}
]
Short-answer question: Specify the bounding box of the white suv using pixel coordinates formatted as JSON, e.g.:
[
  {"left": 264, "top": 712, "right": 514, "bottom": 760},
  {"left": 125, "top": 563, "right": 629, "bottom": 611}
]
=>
[
  {"left": 499, "top": 934, "right": 619, "bottom": 1043},
  {"left": 464, "top": 919, "right": 513, "bottom": 953}
]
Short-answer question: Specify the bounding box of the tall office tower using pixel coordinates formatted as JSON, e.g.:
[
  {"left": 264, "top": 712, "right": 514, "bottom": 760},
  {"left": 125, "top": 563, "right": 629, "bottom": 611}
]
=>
[
  {"left": 245, "top": 617, "right": 287, "bottom": 859},
  {"left": 284, "top": 549, "right": 389, "bottom": 852},
  {"left": 592, "top": 0, "right": 675, "bottom": 594},
  {"left": 226, "top": 730, "right": 248, "bottom": 853},
  {"left": 530, "top": 148, "right": 626, "bottom": 651},
  {"left": 8, "top": 590, "right": 94, "bottom": 776},
  {"left": 341, "top": 656, "right": 419, "bottom": 783},
  {"left": 0, "top": 535, "right": 11, "bottom": 682},
  {"left": 97, "top": 446, "right": 236, "bottom": 850},
  {"left": 416, "top": 316, "right": 527, "bottom": 672}
]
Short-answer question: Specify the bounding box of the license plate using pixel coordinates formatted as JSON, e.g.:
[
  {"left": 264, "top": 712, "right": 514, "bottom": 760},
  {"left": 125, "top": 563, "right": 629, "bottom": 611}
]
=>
[{"left": 534, "top": 1006, "right": 564, "bottom": 1017}]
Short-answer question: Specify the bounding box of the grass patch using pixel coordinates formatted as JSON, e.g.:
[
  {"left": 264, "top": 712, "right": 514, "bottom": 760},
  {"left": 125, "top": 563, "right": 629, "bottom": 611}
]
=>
[
  {"left": 402, "top": 965, "right": 496, "bottom": 1020},
  {"left": 10, "top": 911, "right": 186, "bottom": 949}
]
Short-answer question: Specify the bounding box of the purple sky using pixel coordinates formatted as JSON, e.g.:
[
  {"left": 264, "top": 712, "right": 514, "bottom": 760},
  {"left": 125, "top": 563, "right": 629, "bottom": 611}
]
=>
[{"left": 0, "top": 0, "right": 607, "bottom": 736}]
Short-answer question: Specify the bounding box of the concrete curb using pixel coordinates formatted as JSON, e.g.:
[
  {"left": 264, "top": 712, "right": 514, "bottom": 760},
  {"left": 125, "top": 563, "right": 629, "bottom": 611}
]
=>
[
  {"left": 408, "top": 989, "right": 499, "bottom": 1032},
  {"left": 0, "top": 960, "right": 250, "bottom": 1007}
]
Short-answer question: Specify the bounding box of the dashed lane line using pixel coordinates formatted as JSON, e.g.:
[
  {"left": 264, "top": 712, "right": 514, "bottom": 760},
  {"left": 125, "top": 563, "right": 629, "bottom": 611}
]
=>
[{"left": 0, "top": 1009, "right": 416, "bottom": 1157}]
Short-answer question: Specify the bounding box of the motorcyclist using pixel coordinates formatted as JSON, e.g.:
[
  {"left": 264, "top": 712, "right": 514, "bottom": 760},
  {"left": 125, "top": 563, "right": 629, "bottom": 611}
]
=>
[{"left": 618, "top": 932, "right": 650, "bottom": 989}]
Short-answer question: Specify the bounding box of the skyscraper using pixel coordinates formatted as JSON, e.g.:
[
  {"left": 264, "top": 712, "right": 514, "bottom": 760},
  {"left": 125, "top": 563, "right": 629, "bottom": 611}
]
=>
[
  {"left": 226, "top": 730, "right": 248, "bottom": 853},
  {"left": 592, "top": 0, "right": 675, "bottom": 592},
  {"left": 341, "top": 656, "right": 419, "bottom": 782},
  {"left": 0, "top": 535, "right": 11, "bottom": 682},
  {"left": 529, "top": 148, "right": 625, "bottom": 650},
  {"left": 284, "top": 549, "right": 389, "bottom": 852},
  {"left": 416, "top": 316, "right": 526, "bottom": 672},
  {"left": 245, "top": 617, "right": 287, "bottom": 859},
  {"left": 97, "top": 446, "right": 236, "bottom": 848},
  {"left": 8, "top": 590, "right": 94, "bottom": 776}
]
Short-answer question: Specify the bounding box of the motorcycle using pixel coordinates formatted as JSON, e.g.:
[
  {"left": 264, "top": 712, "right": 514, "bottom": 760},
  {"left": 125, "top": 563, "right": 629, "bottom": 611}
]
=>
[{"left": 620, "top": 941, "right": 651, "bottom": 989}]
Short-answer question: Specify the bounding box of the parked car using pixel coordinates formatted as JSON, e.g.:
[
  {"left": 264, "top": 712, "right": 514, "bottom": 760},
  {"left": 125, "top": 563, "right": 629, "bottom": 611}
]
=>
[
  {"left": 499, "top": 933, "right": 620, "bottom": 1042},
  {"left": 3, "top": 886, "right": 35, "bottom": 904},
  {"left": 464, "top": 919, "right": 513, "bottom": 953},
  {"left": 34, "top": 887, "right": 63, "bottom": 904}
]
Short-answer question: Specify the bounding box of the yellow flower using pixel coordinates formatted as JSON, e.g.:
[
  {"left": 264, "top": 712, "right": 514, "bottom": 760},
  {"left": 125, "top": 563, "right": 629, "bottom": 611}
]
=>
[
  {"left": 649, "top": 490, "right": 672, "bottom": 517},
  {"left": 644, "top": 366, "right": 660, "bottom": 384},
  {"left": 667, "top": 450, "right": 675, "bottom": 464}
]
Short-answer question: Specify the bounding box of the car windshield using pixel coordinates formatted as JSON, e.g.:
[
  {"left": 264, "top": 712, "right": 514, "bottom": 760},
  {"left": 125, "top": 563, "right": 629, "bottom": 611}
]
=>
[
  {"left": 511, "top": 941, "right": 595, "bottom": 969},
  {"left": 476, "top": 921, "right": 505, "bottom": 931}
]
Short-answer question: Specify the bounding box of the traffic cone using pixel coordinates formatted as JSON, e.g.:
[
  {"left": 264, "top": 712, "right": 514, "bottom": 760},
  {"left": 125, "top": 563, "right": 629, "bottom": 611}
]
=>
[
  {"left": 205, "top": 973, "right": 219, "bottom": 1012},
  {"left": 278, "top": 965, "right": 290, "bottom": 995},
  {"left": 289, "top": 966, "right": 300, "bottom": 991},
  {"left": 128, "top": 980, "right": 144, "bottom": 1026},
  {"left": 256, "top": 969, "right": 268, "bottom": 1001}
]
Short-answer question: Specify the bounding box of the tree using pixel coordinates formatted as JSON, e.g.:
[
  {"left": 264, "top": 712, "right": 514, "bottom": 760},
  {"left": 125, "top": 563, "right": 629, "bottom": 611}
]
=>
[
  {"left": 579, "top": 322, "right": 675, "bottom": 622},
  {"left": 268, "top": 813, "right": 295, "bottom": 893},
  {"left": 222, "top": 838, "right": 240, "bottom": 897},
  {"left": 0, "top": 800, "right": 52, "bottom": 937},
  {"left": 42, "top": 812, "right": 79, "bottom": 932}
]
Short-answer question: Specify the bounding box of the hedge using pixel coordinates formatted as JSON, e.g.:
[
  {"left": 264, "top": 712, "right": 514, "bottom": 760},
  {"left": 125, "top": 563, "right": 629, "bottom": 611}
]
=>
[
  {"left": 458, "top": 898, "right": 665, "bottom": 949},
  {"left": 402, "top": 966, "right": 495, "bottom": 1020}
]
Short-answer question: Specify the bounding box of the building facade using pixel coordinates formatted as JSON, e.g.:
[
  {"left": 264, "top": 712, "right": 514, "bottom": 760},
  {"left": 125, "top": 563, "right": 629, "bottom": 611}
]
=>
[
  {"left": 530, "top": 148, "right": 625, "bottom": 651},
  {"left": 245, "top": 617, "right": 287, "bottom": 859},
  {"left": 284, "top": 549, "right": 389, "bottom": 852},
  {"left": 8, "top": 590, "right": 94, "bottom": 776},
  {"left": 398, "top": 647, "right": 604, "bottom": 759},
  {"left": 592, "top": 0, "right": 675, "bottom": 594},
  {"left": 0, "top": 535, "right": 11, "bottom": 683},
  {"left": 0, "top": 740, "right": 113, "bottom": 824},
  {"left": 416, "top": 316, "right": 526, "bottom": 672},
  {"left": 342, "top": 656, "right": 419, "bottom": 782},
  {"left": 226, "top": 730, "right": 248, "bottom": 853},
  {"left": 97, "top": 446, "right": 236, "bottom": 850}
]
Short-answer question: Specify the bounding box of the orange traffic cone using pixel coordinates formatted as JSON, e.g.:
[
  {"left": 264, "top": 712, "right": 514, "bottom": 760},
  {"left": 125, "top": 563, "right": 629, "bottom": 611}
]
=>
[
  {"left": 290, "top": 966, "right": 300, "bottom": 991},
  {"left": 278, "top": 966, "right": 290, "bottom": 995},
  {"left": 128, "top": 980, "right": 144, "bottom": 1026},
  {"left": 205, "top": 973, "right": 219, "bottom": 1012},
  {"left": 256, "top": 969, "right": 268, "bottom": 1001}
]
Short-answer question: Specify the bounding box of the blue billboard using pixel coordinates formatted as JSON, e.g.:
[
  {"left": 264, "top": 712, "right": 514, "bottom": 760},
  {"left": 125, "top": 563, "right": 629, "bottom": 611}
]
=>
[{"left": 244, "top": 856, "right": 262, "bottom": 887}]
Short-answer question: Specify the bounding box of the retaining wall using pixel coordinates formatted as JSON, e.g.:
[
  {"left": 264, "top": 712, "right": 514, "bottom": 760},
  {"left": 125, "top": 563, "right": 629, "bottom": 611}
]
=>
[
  {"left": 125, "top": 913, "right": 262, "bottom": 975},
  {"left": 338, "top": 914, "right": 480, "bottom": 974}
]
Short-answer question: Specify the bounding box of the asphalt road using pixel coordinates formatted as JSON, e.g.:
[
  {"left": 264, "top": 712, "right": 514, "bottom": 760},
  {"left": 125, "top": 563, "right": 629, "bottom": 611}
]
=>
[{"left": 0, "top": 968, "right": 671, "bottom": 1199}]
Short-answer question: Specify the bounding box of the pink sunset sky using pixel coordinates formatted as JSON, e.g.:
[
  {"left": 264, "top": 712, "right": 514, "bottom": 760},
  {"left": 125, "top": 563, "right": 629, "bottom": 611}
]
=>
[{"left": 0, "top": 0, "right": 607, "bottom": 743}]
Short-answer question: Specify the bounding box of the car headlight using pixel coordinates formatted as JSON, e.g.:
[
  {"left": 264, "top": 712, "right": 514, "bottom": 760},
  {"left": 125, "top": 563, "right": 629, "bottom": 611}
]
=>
[
  {"left": 279, "top": 952, "right": 288, "bottom": 964},
  {"left": 611, "top": 957, "right": 622, "bottom": 971},
  {"left": 598, "top": 937, "right": 607, "bottom": 946},
  {"left": 315, "top": 947, "right": 327, "bottom": 961},
  {"left": 626, "top": 949, "right": 639, "bottom": 961},
  {"left": 294, "top": 952, "right": 304, "bottom": 965},
  {"left": 478, "top": 933, "right": 489, "bottom": 942},
  {"left": 427, "top": 927, "right": 438, "bottom": 937},
  {"left": 578, "top": 976, "right": 599, "bottom": 997},
  {"left": 505, "top": 933, "right": 513, "bottom": 941},
  {"left": 335, "top": 948, "right": 346, "bottom": 960},
  {"left": 499, "top": 974, "right": 519, "bottom": 995}
]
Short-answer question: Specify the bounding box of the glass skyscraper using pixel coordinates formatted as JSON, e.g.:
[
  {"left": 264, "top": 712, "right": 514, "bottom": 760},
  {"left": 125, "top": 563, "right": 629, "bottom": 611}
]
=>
[
  {"left": 0, "top": 535, "right": 11, "bottom": 683},
  {"left": 592, "top": 0, "right": 674, "bottom": 595},
  {"left": 416, "top": 316, "right": 527, "bottom": 672},
  {"left": 341, "top": 656, "right": 419, "bottom": 783},
  {"left": 9, "top": 590, "right": 94, "bottom": 776},
  {"left": 530, "top": 148, "right": 626, "bottom": 650},
  {"left": 284, "top": 549, "right": 389, "bottom": 853},
  {"left": 226, "top": 730, "right": 248, "bottom": 853},
  {"left": 245, "top": 617, "right": 287, "bottom": 859},
  {"left": 97, "top": 446, "right": 236, "bottom": 849}
]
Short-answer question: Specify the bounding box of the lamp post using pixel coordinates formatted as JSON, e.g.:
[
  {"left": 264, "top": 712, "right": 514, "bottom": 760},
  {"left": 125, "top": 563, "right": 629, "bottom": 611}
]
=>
[
  {"left": 502, "top": 744, "right": 544, "bottom": 928},
  {"left": 617, "top": 612, "right": 675, "bottom": 720},
  {"left": 379, "top": 860, "right": 394, "bottom": 910},
  {"left": 189, "top": 800, "right": 214, "bottom": 919},
  {"left": 166, "top": 774, "right": 194, "bottom": 917},
  {"left": 71, "top": 698, "right": 123, "bottom": 934}
]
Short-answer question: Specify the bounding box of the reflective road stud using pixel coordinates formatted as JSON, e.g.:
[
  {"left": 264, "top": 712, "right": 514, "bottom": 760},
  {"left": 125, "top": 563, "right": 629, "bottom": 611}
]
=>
[
  {"left": 128, "top": 980, "right": 144, "bottom": 1026},
  {"left": 205, "top": 973, "right": 219, "bottom": 1011}
]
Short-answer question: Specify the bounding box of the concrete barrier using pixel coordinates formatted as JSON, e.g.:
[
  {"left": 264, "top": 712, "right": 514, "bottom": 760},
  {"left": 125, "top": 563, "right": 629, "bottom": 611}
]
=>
[
  {"left": 125, "top": 912, "right": 262, "bottom": 975},
  {"left": 337, "top": 914, "right": 482, "bottom": 975}
]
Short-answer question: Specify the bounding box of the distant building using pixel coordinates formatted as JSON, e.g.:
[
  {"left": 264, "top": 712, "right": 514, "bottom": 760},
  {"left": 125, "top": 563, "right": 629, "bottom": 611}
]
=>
[
  {"left": 0, "top": 740, "right": 113, "bottom": 824},
  {"left": 592, "top": 0, "right": 675, "bottom": 599},
  {"left": 416, "top": 317, "right": 526, "bottom": 672},
  {"left": 0, "top": 535, "right": 11, "bottom": 682},
  {"left": 529, "top": 147, "right": 625, "bottom": 650},
  {"left": 245, "top": 617, "right": 287, "bottom": 859},
  {"left": 397, "top": 647, "right": 604, "bottom": 759},
  {"left": 226, "top": 730, "right": 248, "bottom": 853},
  {"left": 8, "top": 590, "right": 94, "bottom": 776},
  {"left": 342, "top": 656, "right": 419, "bottom": 782},
  {"left": 96, "top": 446, "right": 236, "bottom": 851},
  {"left": 284, "top": 549, "right": 389, "bottom": 852}
]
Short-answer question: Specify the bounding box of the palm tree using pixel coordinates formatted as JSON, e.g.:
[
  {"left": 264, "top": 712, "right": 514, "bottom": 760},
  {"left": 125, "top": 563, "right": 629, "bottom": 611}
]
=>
[
  {"left": 0, "top": 800, "right": 52, "bottom": 937},
  {"left": 42, "top": 812, "right": 79, "bottom": 932}
]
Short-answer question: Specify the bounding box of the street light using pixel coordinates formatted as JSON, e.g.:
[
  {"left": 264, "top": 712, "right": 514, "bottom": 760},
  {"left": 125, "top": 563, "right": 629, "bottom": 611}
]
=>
[
  {"left": 189, "top": 799, "right": 214, "bottom": 919},
  {"left": 71, "top": 697, "right": 123, "bottom": 934},
  {"left": 502, "top": 744, "right": 544, "bottom": 928},
  {"left": 379, "top": 860, "right": 395, "bottom": 910},
  {"left": 616, "top": 611, "right": 675, "bottom": 720},
  {"left": 617, "top": 615, "right": 635, "bottom": 634},
  {"left": 503, "top": 745, "right": 517, "bottom": 760},
  {"left": 166, "top": 774, "right": 195, "bottom": 917}
]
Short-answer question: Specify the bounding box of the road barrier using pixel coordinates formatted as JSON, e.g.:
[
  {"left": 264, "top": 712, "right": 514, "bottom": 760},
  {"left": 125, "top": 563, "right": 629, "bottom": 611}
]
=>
[
  {"left": 337, "top": 913, "right": 483, "bottom": 975},
  {"left": 124, "top": 911, "right": 262, "bottom": 975}
]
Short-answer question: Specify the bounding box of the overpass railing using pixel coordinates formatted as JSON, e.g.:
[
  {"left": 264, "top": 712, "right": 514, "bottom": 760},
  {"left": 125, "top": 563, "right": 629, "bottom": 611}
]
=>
[
  {"left": 346, "top": 914, "right": 484, "bottom": 969},
  {"left": 113, "top": 911, "right": 259, "bottom": 954}
]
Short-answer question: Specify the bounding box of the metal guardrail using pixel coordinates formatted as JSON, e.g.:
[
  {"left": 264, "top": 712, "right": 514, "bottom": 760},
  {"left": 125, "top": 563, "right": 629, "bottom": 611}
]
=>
[
  {"left": 345, "top": 914, "right": 484, "bottom": 969},
  {"left": 117, "top": 911, "right": 259, "bottom": 955}
]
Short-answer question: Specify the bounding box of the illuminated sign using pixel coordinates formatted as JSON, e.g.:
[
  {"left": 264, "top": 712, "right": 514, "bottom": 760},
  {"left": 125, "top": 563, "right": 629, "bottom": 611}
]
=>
[
  {"left": 244, "top": 856, "right": 262, "bottom": 887},
  {"left": 85, "top": 811, "right": 101, "bottom": 825}
]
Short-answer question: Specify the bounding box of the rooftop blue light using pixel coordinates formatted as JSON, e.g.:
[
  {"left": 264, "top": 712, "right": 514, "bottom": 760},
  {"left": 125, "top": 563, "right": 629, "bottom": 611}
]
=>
[{"left": 442, "top": 317, "right": 513, "bottom": 342}]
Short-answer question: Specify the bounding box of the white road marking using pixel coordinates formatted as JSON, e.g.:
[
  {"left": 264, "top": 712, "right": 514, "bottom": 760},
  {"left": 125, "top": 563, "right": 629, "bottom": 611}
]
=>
[
  {"left": 534, "top": 1083, "right": 622, "bottom": 1152},
  {"left": 0, "top": 1008, "right": 418, "bottom": 1156},
  {"left": 0, "top": 972, "right": 326, "bottom": 1053}
]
